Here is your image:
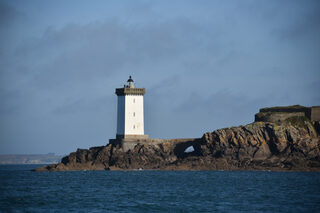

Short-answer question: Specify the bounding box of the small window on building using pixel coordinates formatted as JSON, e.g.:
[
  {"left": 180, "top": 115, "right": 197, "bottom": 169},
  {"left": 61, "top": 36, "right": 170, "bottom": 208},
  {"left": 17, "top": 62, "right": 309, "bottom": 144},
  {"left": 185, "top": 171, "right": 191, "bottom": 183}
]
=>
[
  {"left": 133, "top": 99, "right": 135, "bottom": 103},
  {"left": 133, "top": 125, "right": 135, "bottom": 129},
  {"left": 133, "top": 112, "right": 135, "bottom": 117}
]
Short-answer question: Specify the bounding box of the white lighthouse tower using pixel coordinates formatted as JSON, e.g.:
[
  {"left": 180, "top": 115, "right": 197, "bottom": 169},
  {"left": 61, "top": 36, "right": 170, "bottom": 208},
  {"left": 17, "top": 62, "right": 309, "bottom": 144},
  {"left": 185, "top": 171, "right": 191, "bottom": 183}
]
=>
[{"left": 115, "top": 76, "right": 148, "bottom": 140}]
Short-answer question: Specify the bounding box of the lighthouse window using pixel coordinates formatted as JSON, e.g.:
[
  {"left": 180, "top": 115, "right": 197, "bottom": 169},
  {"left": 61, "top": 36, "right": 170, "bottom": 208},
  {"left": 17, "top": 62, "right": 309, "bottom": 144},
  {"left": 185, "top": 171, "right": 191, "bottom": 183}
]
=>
[
  {"left": 133, "top": 99, "right": 135, "bottom": 103},
  {"left": 133, "top": 125, "right": 135, "bottom": 129},
  {"left": 133, "top": 112, "right": 135, "bottom": 117}
]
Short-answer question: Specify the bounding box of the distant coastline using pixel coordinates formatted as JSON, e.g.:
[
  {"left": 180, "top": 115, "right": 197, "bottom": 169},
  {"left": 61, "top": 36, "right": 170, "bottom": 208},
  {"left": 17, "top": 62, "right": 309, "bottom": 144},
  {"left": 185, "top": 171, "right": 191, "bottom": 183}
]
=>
[{"left": 0, "top": 153, "right": 63, "bottom": 164}]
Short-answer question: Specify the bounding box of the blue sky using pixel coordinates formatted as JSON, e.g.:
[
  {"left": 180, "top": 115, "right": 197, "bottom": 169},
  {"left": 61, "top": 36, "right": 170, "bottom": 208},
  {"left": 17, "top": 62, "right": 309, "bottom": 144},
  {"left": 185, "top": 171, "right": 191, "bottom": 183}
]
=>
[{"left": 1, "top": 0, "right": 319, "bottom": 155}]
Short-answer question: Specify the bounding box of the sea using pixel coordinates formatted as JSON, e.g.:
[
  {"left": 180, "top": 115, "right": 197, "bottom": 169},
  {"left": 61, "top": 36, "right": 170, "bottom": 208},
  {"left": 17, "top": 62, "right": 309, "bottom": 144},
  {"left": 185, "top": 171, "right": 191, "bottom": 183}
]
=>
[{"left": 0, "top": 165, "right": 319, "bottom": 212}]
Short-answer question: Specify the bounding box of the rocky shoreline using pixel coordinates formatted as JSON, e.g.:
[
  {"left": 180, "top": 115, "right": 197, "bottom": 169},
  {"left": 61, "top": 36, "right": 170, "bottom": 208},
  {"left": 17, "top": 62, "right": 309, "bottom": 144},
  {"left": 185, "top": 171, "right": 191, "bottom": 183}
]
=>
[{"left": 34, "top": 117, "right": 320, "bottom": 172}]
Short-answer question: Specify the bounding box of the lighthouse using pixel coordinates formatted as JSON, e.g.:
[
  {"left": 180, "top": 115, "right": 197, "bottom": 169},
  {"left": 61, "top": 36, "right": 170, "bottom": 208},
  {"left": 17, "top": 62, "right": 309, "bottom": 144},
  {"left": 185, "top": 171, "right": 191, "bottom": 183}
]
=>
[{"left": 115, "top": 76, "right": 148, "bottom": 139}]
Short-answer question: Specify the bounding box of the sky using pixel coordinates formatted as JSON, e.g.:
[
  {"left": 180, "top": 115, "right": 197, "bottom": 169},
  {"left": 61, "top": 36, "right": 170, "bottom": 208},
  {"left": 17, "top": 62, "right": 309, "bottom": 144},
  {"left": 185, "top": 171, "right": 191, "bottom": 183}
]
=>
[{"left": 1, "top": 0, "right": 319, "bottom": 155}]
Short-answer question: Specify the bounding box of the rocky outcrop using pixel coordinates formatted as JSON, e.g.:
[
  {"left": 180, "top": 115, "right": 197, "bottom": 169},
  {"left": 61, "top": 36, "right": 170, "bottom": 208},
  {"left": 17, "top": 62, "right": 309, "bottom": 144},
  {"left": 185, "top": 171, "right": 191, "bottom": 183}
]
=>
[{"left": 34, "top": 118, "right": 320, "bottom": 172}]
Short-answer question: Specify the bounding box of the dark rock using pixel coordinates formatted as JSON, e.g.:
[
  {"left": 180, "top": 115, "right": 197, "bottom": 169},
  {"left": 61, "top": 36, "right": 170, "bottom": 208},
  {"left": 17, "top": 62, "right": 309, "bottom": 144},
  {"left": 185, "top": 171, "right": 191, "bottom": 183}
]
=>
[{"left": 34, "top": 120, "right": 320, "bottom": 172}]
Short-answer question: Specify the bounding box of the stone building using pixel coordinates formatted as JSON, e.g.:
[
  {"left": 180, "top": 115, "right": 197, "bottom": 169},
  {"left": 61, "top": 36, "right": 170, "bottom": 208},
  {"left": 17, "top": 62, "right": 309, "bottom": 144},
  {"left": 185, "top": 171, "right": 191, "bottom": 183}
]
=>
[{"left": 255, "top": 105, "right": 320, "bottom": 123}]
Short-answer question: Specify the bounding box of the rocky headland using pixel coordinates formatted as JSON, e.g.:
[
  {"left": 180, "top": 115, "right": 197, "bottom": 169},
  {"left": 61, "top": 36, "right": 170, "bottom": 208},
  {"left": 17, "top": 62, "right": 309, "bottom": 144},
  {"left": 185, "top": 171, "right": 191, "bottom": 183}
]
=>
[{"left": 35, "top": 106, "right": 320, "bottom": 172}]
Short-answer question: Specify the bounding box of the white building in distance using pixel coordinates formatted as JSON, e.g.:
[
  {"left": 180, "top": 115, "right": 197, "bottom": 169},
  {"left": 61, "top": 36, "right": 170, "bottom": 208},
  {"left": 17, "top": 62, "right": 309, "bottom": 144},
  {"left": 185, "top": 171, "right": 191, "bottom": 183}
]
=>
[{"left": 115, "top": 76, "right": 148, "bottom": 139}]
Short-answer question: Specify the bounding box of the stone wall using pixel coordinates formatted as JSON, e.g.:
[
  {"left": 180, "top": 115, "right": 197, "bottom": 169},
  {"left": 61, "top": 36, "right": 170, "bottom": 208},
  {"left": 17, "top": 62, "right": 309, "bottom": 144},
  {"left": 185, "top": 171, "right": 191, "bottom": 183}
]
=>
[{"left": 311, "top": 107, "right": 320, "bottom": 121}]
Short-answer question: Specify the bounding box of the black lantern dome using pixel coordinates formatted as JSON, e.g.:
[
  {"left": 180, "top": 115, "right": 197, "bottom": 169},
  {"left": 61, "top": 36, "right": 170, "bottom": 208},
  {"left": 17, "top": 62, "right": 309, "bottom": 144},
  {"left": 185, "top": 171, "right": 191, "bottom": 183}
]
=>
[{"left": 127, "top": 76, "right": 134, "bottom": 83}]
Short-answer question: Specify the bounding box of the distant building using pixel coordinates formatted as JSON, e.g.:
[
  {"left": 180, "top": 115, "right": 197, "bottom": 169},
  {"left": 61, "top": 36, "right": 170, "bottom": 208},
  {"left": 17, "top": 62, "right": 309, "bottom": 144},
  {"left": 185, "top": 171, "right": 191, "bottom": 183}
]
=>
[
  {"left": 255, "top": 105, "right": 320, "bottom": 123},
  {"left": 115, "top": 76, "right": 148, "bottom": 140}
]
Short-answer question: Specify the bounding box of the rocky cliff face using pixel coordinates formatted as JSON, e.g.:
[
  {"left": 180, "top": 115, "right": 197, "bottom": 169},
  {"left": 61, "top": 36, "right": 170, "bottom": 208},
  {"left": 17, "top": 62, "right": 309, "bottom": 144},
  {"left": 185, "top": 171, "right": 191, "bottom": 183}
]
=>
[{"left": 35, "top": 119, "right": 320, "bottom": 172}]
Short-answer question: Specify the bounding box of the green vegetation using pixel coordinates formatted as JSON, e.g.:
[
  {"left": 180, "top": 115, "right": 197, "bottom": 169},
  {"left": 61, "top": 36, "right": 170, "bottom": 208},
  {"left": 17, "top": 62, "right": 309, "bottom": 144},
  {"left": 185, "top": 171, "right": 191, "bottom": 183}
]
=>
[
  {"left": 259, "top": 105, "right": 309, "bottom": 113},
  {"left": 285, "top": 116, "right": 310, "bottom": 129},
  {"left": 261, "top": 105, "right": 306, "bottom": 111}
]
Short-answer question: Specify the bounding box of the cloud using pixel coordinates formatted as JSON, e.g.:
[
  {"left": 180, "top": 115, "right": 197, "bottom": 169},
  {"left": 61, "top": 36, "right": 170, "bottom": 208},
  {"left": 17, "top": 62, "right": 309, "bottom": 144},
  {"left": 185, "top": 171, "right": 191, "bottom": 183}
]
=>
[
  {"left": 271, "top": 3, "right": 320, "bottom": 41},
  {"left": 9, "top": 19, "right": 219, "bottom": 91},
  {"left": 1, "top": 0, "right": 319, "bottom": 154},
  {"left": 0, "top": 89, "right": 23, "bottom": 115},
  {"left": 175, "top": 90, "right": 266, "bottom": 122},
  {"left": 0, "top": 1, "right": 22, "bottom": 29},
  {"left": 52, "top": 95, "right": 111, "bottom": 115},
  {"left": 1, "top": 16, "right": 226, "bottom": 120}
]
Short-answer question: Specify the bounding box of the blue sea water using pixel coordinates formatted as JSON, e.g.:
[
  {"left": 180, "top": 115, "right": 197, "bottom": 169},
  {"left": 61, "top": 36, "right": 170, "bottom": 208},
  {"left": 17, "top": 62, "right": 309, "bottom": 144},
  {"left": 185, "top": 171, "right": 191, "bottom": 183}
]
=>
[{"left": 0, "top": 165, "right": 320, "bottom": 212}]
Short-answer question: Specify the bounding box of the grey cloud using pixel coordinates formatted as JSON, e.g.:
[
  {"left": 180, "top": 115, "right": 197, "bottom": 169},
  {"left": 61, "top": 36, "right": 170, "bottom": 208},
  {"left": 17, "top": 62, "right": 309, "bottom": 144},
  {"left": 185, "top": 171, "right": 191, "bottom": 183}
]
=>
[
  {"left": 17, "top": 19, "right": 214, "bottom": 90},
  {"left": 268, "top": 1, "right": 320, "bottom": 41},
  {"left": 0, "top": 89, "right": 23, "bottom": 115},
  {"left": 145, "top": 89, "right": 268, "bottom": 139},
  {"left": 52, "top": 95, "right": 112, "bottom": 115},
  {"left": 1, "top": 0, "right": 319, "bottom": 154},
  {"left": 0, "top": 1, "right": 21, "bottom": 29},
  {"left": 0, "top": 1, "right": 28, "bottom": 56},
  {"left": 174, "top": 90, "right": 268, "bottom": 128},
  {"left": 272, "top": 11, "right": 320, "bottom": 41}
]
